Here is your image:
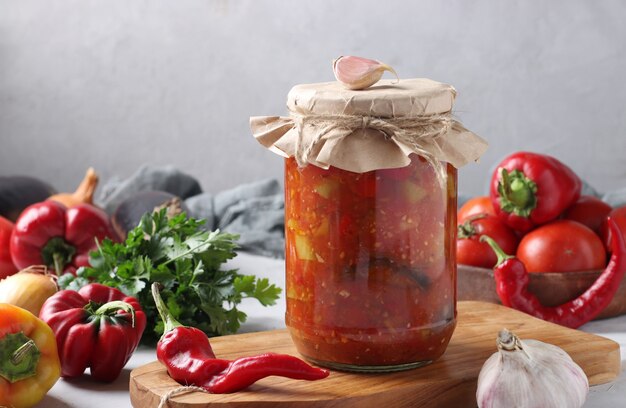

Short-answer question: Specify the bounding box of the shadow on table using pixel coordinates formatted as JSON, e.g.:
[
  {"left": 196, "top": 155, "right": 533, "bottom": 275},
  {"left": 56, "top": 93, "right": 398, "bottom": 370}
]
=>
[
  {"left": 38, "top": 395, "right": 72, "bottom": 408},
  {"left": 59, "top": 367, "right": 132, "bottom": 392}
]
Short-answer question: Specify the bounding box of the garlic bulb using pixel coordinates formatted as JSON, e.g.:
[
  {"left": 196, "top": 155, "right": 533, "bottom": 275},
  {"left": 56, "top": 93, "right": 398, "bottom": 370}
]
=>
[
  {"left": 332, "top": 56, "right": 399, "bottom": 90},
  {"left": 476, "top": 329, "right": 588, "bottom": 408}
]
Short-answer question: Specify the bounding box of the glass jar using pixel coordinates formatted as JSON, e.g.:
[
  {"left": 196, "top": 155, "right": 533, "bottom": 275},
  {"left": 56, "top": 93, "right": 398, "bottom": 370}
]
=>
[
  {"left": 251, "top": 77, "right": 486, "bottom": 372},
  {"left": 284, "top": 154, "right": 457, "bottom": 372}
]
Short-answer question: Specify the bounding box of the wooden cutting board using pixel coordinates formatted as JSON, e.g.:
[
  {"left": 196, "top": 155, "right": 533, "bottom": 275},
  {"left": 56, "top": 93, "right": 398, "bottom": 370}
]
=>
[{"left": 129, "top": 301, "right": 621, "bottom": 408}]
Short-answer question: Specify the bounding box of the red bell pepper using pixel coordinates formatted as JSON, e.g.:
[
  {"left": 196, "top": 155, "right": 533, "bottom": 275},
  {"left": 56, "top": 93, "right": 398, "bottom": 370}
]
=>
[
  {"left": 39, "top": 283, "right": 147, "bottom": 382},
  {"left": 0, "top": 215, "right": 18, "bottom": 279},
  {"left": 9, "top": 201, "right": 115, "bottom": 275},
  {"left": 489, "top": 152, "right": 581, "bottom": 232}
]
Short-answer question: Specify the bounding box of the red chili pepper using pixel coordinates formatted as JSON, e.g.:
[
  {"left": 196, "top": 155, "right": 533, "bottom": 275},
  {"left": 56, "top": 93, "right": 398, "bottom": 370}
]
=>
[
  {"left": 151, "top": 283, "right": 329, "bottom": 393},
  {"left": 10, "top": 201, "right": 115, "bottom": 275},
  {"left": 481, "top": 218, "right": 626, "bottom": 328},
  {"left": 489, "top": 152, "right": 581, "bottom": 232},
  {"left": 39, "top": 283, "right": 147, "bottom": 382}
]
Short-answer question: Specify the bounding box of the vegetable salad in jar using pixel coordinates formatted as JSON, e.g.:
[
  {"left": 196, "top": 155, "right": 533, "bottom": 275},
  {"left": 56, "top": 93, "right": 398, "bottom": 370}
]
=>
[{"left": 285, "top": 155, "right": 457, "bottom": 370}]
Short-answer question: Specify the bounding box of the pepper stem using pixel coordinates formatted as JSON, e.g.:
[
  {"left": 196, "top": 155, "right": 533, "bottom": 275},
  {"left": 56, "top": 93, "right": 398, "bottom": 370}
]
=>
[
  {"left": 41, "top": 236, "right": 76, "bottom": 276},
  {"left": 0, "top": 332, "right": 41, "bottom": 383},
  {"left": 497, "top": 168, "right": 538, "bottom": 218},
  {"left": 480, "top": 235, "right": 514, "bottom": 267},
  {"left": 11, "top": 340, "right": 37, "bottom": 365},
  {"left": 88, "top": 300, "right": 137, "bottom": 328},
  {"left": 151, "top": 283, "right": 183, "bottom": 335},
  {"left": 53, "top": 253, "right": 64, "bottom": 277}
]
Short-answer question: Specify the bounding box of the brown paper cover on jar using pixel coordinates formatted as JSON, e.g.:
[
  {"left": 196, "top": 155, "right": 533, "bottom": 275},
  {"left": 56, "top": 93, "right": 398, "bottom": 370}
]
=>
[{"left": 250, "top": 78, "right": 488, "bottom": 174}]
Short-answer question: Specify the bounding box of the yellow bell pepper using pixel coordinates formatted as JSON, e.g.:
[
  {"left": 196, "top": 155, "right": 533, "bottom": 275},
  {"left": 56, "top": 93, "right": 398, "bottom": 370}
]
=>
[{"left": 0, "top": 304, "right": 61, "bottom": 408}]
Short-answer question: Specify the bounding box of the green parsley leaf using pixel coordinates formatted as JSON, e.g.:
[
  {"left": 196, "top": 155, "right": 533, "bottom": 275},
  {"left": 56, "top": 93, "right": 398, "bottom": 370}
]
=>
[{"left": 58, "top": 208, "right": 282, "bottom": 344}]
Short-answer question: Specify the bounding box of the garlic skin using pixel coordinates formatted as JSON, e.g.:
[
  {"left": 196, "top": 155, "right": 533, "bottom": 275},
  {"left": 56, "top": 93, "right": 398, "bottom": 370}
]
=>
[
  {"left": 476, "top": 329, "right": 588, "bottom": 408},
  {"left": 332, "top": 56, "right": 399, "bottom": 90}
]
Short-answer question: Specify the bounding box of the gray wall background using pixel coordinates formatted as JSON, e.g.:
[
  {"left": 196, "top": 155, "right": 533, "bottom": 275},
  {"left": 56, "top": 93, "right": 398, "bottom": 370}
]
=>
[{"left": 1, "top": 0, "right": 625, "bottom": 197}]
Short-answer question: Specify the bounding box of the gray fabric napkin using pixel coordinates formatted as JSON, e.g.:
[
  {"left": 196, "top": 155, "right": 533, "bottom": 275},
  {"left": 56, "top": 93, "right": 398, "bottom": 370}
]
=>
[
  {"left": 186, "top": 179, "right": 285, "bottom": 258},
  {"left": 97, "top": 165, "right": 285, "bottom": 258},
  {"left": 97, "top": 165, "right": 202, "bottom": 214}
]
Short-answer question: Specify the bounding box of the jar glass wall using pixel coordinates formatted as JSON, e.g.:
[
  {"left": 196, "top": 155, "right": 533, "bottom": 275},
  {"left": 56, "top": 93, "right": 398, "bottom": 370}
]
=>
[{"left": 284, "top": 155, "right": 457, "bottom": 372}]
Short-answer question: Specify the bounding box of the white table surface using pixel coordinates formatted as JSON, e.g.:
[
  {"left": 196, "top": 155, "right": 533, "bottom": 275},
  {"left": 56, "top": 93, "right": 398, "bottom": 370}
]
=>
[{"left": 42, "top": 252, "right": 626, "bottom": 407}]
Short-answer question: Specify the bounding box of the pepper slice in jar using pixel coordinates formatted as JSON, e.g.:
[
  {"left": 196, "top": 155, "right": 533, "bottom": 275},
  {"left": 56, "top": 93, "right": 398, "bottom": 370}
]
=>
[{"left": 284, "top": 155, "right": 457, "bottom": 371}]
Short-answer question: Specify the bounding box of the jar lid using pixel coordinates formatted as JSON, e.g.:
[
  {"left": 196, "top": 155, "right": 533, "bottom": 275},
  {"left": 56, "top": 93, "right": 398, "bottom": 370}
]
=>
[
  {"left": 251, "top": 78, "right": 487, "bottom": 173},
  {"left": 287, "top": 78, "right": 456, "bottom": 117}
]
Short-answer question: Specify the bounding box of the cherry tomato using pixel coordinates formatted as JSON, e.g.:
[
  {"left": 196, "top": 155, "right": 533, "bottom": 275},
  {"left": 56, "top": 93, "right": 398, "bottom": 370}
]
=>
[
  {"left": 562, "top": 195, "right": 611, "bottom": 234},
  {"left": 456, "top": 215, "right": 519, "bottom": 268},
  {"left": 517, "top": 220, "right": 606, "bottom": 273},
  {"left": 458, "top": 196, "right": 495, "bottom": 223},
  {"left": 600, "top": 206, "right": 626, "bottom": 250},
  {"left": 0, "top": 216, "right": 18, "bottom": 279}
]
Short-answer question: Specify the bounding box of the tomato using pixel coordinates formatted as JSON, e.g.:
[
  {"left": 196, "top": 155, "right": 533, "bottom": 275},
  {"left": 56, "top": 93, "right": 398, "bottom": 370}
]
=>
[
  {"left": 600, "top": 205, "right": 626, "bottom": 250},
  {"left": 456, "top": 215, "right": 519, "bottom": 268},
  {"left": 0, "top": 216, "right": 18, "bottom": 279},
  {"left": 562, "top": 195, "right": 612, "bottom": 234},
  {"left": 517, "top": 220, "right": 606, "bottom": 273},
  {"left": 458, "top": 196, "right": 495, "bottom": 223}
]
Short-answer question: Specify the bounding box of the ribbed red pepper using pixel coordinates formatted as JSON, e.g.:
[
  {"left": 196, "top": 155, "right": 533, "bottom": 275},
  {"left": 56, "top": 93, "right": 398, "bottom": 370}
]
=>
[
  {"left": 489, "top": 152, "right": 581, "bottom": 232},
  {"left": 152, "top": 283, "right": 329, "bottom": 393},
  {"left": 482, "top": 218, "right": 626, "bottom": 328},
  {"left": 39, "top": 283, "right": 146, "bottom": 382},
  {"left": 10, "top": 201, "right": 115, "bottom": 275}
]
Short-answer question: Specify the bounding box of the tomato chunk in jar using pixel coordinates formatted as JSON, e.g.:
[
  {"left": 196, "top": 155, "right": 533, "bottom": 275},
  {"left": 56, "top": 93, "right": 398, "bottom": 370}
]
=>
[{"left": 284, "top": 155, "right": 457, "bottom": 372}]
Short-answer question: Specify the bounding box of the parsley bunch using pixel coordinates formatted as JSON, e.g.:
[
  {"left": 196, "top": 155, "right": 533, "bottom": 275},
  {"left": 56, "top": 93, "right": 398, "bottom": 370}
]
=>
[{"left": 59, "top": 209, "right": 281, "bottom": 344}]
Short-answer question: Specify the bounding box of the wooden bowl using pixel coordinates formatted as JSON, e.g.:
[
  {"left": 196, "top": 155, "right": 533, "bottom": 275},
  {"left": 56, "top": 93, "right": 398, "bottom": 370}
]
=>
[{"left": 457, "top": 264, "right": 626, "bottom": 320}]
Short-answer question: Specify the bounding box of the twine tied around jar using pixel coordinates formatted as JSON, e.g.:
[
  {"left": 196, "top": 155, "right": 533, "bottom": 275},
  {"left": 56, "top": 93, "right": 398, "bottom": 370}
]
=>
[{"left": 291, "top": 112, "right": 455, "bottom": 185}]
